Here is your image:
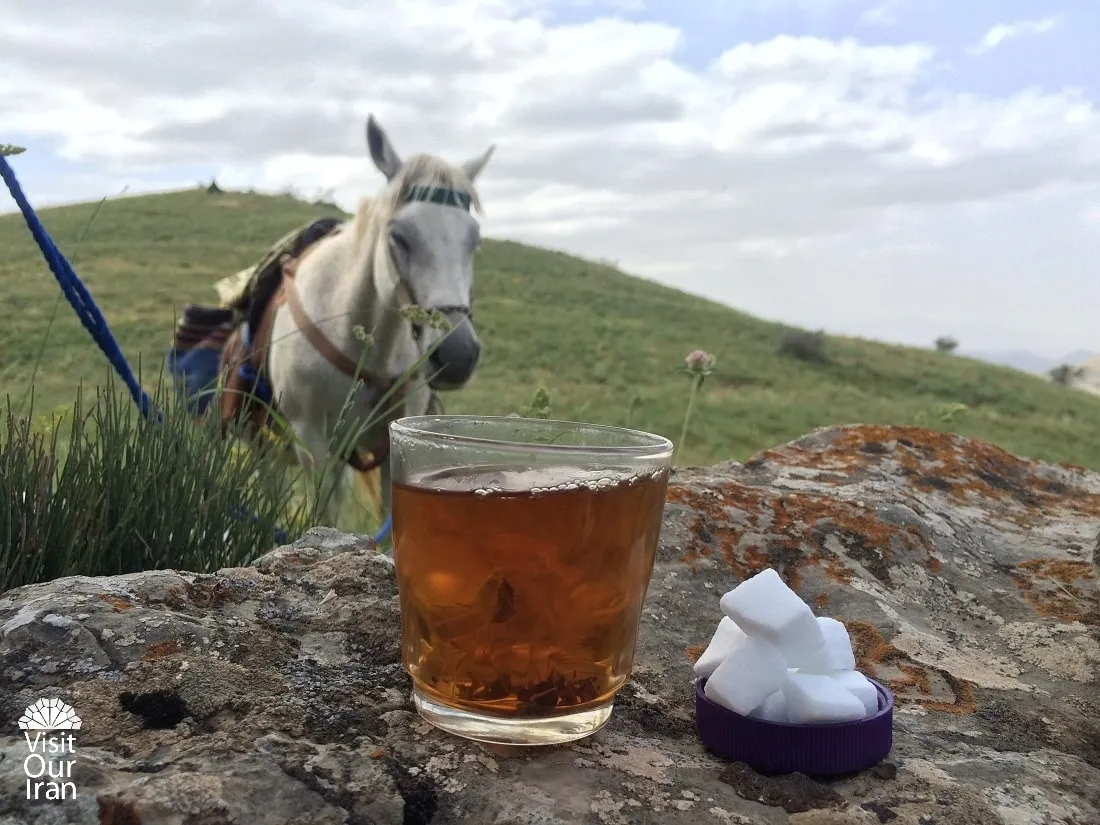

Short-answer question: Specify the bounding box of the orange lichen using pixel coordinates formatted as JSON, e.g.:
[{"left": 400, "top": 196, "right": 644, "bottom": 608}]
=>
[
  {"left": 813, "top": 593, "right": 831, "bottom": 610},
  {"left": 919, "top": 673, "right": 977, "bottom": 715},
  {"left": 140, "top": 640, "right": 183, "bottom": 661},
  {"left": 768, "top": 425, "right": 1100, "bottom": 521},
  {"left": 745, "top": 449, "right": 785, "bottom": 466},
  {"left": 97, "top": 594, "right": 132, "bottom": 612},
  {"left": 668, "top": 479, "right": 925, "bottom": 591},
  {"left": 185, "top": 579, "right": 242, "bottom": 609},
  {"left": 843, "top": 620, "right": 900, "bottom": 676},
  {"left": 843, "top": 619, "right": 976, "bottom": 714},
  {"left": 722, "top": 543, "right": 770, "bottom": 583},
  {"left": 892, "top": 663, "right": 932, "bottom": 695},
  {"left": 680, "top": 545, "right": 713, "bottom": 568},
  {"left": 1010, "top": 559, "right": 1097, "bottom": 624},
  {"left": 821, "top": 555, "right": 855, "bottom": 585},
  {"left": 667, "top": 482, "right": 768, "bottom": 575},
  {"left": 685, "top": 645, "right": 705, "bottom": 663},
  {"left": 1017, "top": 559, "right": 1094, "bottom": 579}
]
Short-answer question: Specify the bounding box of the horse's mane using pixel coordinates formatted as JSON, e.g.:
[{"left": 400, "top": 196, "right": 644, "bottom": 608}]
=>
[{"left": 350, "top": 153, "right": 483, "bottom": 256}]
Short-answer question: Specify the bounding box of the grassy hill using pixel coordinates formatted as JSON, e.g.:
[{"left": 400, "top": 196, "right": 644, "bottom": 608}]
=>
[{"left": 3, "top": 185, "right": 1100, "bottom": 471}]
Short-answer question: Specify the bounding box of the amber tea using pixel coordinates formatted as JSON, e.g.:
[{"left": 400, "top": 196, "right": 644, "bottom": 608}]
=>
[
  {"left": 389, "top": 415, "right": 673, "bottom": 746},
  {"left": 392, "top": 465, "right": 669, "bottom": 725}
]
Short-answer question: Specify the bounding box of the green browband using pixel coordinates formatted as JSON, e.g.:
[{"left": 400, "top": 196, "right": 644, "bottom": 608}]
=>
[{"left": 402, "top": 184, "right": 471, "bottom": 211}]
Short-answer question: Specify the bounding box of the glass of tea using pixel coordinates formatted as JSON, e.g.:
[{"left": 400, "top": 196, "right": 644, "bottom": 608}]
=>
[{"left": 389, "top": 415, "right": 673, "bottom": 746}]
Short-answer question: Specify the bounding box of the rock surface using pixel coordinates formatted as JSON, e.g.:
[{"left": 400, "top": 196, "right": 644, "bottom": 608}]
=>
[{"left": 0, "top": 424, "right": 1097, "bottom": 825}]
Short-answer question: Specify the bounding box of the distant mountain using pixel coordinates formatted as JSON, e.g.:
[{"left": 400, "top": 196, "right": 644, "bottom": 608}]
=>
[
  {"left": 962, "top": 348, "right": 1096, "bottom": 375},
  {"left": 1062, "top": 349, "right": 1098, "bottom": 366}
]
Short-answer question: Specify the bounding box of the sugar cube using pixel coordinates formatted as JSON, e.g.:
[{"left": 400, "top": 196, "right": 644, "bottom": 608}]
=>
[
  {"left": 783, "top": 672, "right": 868, "bottom": 724},
  {"left": 831, "top": 670, "right": 879, "bottom": 716},
  {"left": 750, "top": 690, "right": 789, "bottom": 724},
  {"left": 719, "top": 569, "right": 826, "bottom": 664},
  {"left": 788, "top": 617, "right": 856, "bottom": 673},
  {"left": 693, "top": 616, "right": 749, "bottom": 679},
  {"left": 703, "top": 634, "right": 789, "bottom": 716}
]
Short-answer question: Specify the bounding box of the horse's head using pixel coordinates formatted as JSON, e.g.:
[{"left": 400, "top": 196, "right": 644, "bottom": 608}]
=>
[{"left": 365, "top": 115, "right": 494, "bottom": 392}]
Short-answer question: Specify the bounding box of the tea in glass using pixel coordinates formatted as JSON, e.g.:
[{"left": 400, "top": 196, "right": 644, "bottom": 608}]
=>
[{"left": 389, "top": 416, "right": 673, "bottom": 746}]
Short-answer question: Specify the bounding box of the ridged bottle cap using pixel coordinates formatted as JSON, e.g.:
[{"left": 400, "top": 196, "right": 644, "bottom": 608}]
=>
[{"left": 694, "top": 676, "right": 894, "bottom": 776}]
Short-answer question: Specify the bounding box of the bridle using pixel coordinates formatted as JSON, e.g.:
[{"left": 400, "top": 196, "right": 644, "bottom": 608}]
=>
[{"left": 389, "top": 183, "right": 476, "bottom": 349}]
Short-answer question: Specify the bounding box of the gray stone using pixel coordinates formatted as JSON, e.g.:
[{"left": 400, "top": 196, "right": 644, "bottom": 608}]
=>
[{"left": 0, "top": 424, "right": 1097, "bottom": 824}]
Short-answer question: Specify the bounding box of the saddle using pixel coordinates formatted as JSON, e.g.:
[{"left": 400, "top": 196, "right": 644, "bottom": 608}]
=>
[{"left": 216, "top": 217, "right": 343, "bottom": 440}]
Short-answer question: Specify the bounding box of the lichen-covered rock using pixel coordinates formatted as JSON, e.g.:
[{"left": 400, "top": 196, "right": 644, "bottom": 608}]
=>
[{"left": 0, "top": 424, "right": 1097, "bottom": 825}]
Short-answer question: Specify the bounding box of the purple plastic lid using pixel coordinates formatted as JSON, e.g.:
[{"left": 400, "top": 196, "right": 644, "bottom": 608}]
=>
[{"left": 694, "top": 677, "right": 894, "bottom": 776}]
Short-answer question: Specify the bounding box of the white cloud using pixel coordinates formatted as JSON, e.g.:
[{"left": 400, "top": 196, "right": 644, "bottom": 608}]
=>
[
  {"left": 969, "top": 16, "right": 1061, "bottom": 55},
  {"left": 860, "top": 0, "right": 904, "bottom": 26},
  {"left": 2, "top": 0, "right": 1099, "bottom": 356}
]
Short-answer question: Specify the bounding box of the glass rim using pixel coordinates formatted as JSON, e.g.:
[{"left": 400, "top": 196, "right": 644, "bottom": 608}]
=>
[{"left": 389, "top": 414, "right": 674, "bottom": 456}]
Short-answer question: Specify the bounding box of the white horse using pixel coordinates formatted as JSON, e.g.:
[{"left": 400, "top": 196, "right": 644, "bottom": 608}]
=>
[{"left": 265, "top": 114, "right": 495, "bottom": 526}]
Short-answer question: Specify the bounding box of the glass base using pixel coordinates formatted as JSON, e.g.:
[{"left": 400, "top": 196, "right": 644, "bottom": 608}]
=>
[{"left": 411, "top": 686, "right": 613, "bottom": 746}]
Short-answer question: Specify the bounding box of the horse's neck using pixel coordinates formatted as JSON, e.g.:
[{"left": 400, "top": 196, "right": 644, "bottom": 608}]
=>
[{"left": 297, "top": 223, "right": 416, "bottom": 383}]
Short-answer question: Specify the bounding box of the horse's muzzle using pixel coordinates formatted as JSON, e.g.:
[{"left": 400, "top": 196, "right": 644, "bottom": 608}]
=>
[{"left": 427, "top": 316, "right": 481, "bottom": 389}]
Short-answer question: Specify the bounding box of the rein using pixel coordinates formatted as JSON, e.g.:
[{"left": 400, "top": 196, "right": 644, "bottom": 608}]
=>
[{"left": 275, "top": 183, "right": 474, "bottom": 471}]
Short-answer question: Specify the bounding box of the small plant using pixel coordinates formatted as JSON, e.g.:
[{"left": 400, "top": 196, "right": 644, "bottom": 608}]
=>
[
  {"left": 935, "top": 336, "right": 959, "bottom": 353},
  {"left": 398, "top": 305, "right": 453, "bottom": 333},
  {"left": 1049, "top": 364, "right": 1085, "bottom": 386},
  {"left": 779, "top": 329, "right": 828, "bottom": 363},
  {"left": 520, "top": 386, "right": 553, "bottom": 419},
  {"left": 915, "top": 402, "right": 969, "bottom": 426},
  {"left": 675, "top": 349, "right": 716, "bottom": 464}
]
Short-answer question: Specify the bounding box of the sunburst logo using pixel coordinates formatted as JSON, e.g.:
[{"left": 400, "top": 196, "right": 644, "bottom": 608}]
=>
[{"left": 18, "top": 698, "right": 82, "bottom": 731}]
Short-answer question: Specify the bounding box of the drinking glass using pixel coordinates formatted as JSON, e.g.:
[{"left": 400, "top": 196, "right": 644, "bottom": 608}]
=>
[{"left": 389, "top": 415, "right": 673, "bottom": 746}]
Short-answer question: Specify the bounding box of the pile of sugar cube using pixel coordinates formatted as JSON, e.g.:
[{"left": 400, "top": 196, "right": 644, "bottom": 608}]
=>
[{"left": 695, "top": 568, "right": 879, "bottom": 725}]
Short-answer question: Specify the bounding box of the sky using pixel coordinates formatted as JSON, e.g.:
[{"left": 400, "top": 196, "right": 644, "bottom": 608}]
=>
[{"left": 3, "top": 0, "right": 1099, "bottom": 360}]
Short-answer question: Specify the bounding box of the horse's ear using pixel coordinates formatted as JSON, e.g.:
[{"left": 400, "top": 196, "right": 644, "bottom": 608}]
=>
[
  {"left": 461, "top": 145, "right": 495, "bottom": 182},
  {"left": 366, "top": 114, "right": 402, "bottom": 180}
]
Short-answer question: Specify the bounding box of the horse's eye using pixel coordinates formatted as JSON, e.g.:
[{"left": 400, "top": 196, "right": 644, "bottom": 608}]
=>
[{"left": 390, "top": 231, "right": 411, "bottom": 256}]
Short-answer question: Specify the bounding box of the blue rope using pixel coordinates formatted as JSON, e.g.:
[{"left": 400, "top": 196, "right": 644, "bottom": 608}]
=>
[
  {"left": 0, "top": 155, "right": 393, "bottom": 548},
  {"left": 0, "top": 159, "right": 157, "bottom": 421},
  {"left": 376, "top": 513, "right": 392, "bottom": 543}
]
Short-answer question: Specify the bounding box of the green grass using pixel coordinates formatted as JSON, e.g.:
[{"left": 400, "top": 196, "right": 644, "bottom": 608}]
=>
[
  {"left": 0, "top": 373, "right": 323, "bottom": 592},
  {"left": 3, "top": 184, "right": 1100, "bottom": 474}
]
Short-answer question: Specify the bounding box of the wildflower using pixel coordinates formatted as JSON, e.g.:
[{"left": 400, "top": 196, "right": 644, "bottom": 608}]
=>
[
  {"left": 398, "top": 305, "right": 429, "bottom": 325},
  {"left": 676, "top": 348, "right": 716, "bottom": 464},
  {"left": 398, "top": 305, "right": 453, "bottom": 332},
  {"left": 684, "top": 349, "right": 716, "bottom": 375},
  {"left": 352, "top": 324, "right": 375, "bottom": 349},
  {"left": 427, "top": 309, "right": 452, "bottom": 332}
]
